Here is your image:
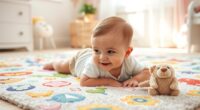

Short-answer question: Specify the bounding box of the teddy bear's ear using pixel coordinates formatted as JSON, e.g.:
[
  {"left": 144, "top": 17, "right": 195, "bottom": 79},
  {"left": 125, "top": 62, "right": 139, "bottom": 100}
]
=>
[{"left": 150, "top": 65, "right": 156, "bottom": 73}]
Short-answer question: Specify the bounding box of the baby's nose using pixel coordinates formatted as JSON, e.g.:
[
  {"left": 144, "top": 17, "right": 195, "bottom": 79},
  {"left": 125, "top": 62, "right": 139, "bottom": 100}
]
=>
[
  {"left": 161, "top": 68, "right": 167, "bottom": 72},
  {"left": 100, "top": 54, "right": 107, "bottom": 60}
]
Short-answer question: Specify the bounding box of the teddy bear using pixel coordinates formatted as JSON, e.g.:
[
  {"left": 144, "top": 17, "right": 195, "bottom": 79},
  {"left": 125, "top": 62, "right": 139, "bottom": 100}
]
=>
[{"left": 138, "top": 64, "right": 179, "bottom": 96}]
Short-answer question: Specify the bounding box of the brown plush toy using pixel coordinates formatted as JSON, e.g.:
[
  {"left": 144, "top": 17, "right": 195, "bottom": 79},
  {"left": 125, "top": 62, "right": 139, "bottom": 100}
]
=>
[{"left": 139, "top": 64, "right": 179, "bottom": 96}]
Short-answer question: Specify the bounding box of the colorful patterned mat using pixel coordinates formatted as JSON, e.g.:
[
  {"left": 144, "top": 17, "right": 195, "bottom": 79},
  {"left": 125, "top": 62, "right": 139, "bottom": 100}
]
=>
[{"left": 0, "top": 52, "right": 200, "bottom": 110}]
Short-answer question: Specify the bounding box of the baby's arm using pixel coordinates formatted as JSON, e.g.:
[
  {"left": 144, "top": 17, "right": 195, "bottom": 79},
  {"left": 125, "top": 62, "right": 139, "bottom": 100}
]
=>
[
  {"left": 123, "top": 68, "right": 150, "bottom": 87},
  {"left": 80, "top": 75, "right": 122, "bottom": 87}
]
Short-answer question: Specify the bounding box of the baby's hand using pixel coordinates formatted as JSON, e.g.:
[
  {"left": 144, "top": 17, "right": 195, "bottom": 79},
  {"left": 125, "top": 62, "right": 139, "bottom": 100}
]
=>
[
  {"left": 123, "top": 78, "right": 139, "bottom": 87},
  {"left": 109, "top": 80, "right": 122, "bottom": 87}
]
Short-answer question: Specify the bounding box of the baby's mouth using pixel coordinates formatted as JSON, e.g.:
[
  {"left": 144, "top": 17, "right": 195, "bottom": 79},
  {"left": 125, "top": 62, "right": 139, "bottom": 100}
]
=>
[{"left": 100, "top": 62, "right": 111, "bottom": 66}]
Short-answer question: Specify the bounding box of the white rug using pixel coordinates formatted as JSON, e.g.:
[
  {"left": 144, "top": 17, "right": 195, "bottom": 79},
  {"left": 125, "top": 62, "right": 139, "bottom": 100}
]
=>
[{"left": 0, "top": 52, "right": 200, "bottom": 110}]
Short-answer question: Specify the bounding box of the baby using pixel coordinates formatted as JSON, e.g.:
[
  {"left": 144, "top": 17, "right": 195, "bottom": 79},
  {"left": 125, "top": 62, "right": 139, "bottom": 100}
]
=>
[{"left": 43, "top": 16, "right": 150, "bottom": 87}]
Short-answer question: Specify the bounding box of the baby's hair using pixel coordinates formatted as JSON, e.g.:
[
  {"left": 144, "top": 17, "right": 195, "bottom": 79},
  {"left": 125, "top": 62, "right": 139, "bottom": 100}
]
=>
[{"left": 92, "top": 16, "right": 133, "bottom": 46}]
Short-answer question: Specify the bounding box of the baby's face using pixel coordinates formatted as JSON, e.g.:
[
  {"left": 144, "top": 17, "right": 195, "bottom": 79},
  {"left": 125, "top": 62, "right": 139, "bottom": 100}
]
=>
[{"left": 91, "top": 33, "right": 128, "bottom": 73}]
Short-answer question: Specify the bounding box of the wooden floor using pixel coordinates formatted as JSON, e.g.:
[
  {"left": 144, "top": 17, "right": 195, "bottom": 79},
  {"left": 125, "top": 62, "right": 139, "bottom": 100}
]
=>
[
  {"left": 0, "top": 100, "right": 21, "bottom": 110},
  {"left": 0, "top": 47, "right": 191, "bottom": 57}
]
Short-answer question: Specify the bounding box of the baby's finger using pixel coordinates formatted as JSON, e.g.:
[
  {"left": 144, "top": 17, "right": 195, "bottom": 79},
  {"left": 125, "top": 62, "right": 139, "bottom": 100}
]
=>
[
  {"left": 130, "top": 81, "right": 138, "bottom": 87},
  {"left": 133, "top": 81, "right": 139, "bottom": 86},
  {"left": 123, "top": 82, "right": 129, "bottom": 87},
  {"left": 127, "top": 83, "right": 134, "bottom": 87}
]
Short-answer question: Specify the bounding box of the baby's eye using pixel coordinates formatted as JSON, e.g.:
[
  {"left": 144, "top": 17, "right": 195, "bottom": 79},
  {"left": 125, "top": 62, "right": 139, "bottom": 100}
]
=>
[
  {"left": 107, "top": 50, "right": 115, "bottom": 54},
  {"left": 93, "top": 49, "right": 100, "bottom": 54}
]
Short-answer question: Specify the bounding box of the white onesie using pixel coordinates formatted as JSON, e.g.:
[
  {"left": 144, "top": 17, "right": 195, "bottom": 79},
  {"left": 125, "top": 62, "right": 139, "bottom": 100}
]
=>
[{"left": 71, "top": 48, "right": 144, "bottom": 82}]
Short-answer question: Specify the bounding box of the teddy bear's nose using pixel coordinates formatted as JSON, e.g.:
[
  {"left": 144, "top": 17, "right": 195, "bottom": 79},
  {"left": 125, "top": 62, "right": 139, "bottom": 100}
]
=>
[{"left": 161, "top": 68, "right": 167, "bottom": 72}]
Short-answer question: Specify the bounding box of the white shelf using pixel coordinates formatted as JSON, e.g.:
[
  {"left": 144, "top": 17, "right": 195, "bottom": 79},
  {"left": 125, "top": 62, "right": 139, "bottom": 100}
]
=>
[{"left": 0, "top": 0, "right": 33, "bottom": 51}]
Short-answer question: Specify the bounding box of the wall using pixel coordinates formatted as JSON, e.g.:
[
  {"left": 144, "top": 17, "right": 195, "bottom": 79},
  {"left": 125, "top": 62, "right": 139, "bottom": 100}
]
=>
[{"left": 31, "top": 0, "right": 76, "bottom": 49}]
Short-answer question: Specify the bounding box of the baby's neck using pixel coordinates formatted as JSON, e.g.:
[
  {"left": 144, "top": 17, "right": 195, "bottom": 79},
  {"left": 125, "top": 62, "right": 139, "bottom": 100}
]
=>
[{"left": 109, "top": 66, "right": 122, "bottom": 78}]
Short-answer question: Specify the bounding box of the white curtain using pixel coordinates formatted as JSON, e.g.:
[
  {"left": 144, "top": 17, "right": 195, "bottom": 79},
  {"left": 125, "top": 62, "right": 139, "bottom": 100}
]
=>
[
  {"left": 98, "top": 0, "right": 117, "bottom": 19},
  {"left": 98, "top": 0, "right": 189, "bottom": 48}
]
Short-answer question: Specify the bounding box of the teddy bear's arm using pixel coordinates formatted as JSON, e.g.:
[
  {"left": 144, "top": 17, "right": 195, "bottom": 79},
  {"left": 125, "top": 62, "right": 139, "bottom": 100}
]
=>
[
  {"left": 149, "top": 76, "right": 158, "bottom": 89},
  {"left": 170, "top": 78, "right": 178, "bottom": 90}
]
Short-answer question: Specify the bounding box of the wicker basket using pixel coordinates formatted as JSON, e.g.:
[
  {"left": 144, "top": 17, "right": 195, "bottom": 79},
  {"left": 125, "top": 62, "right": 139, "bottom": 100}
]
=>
[{"left": 69, "top": 20, "right": 97, "bottom": 48}]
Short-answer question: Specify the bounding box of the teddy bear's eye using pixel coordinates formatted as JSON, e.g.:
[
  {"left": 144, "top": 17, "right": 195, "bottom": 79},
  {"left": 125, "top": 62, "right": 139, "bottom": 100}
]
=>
[
  {"left": 167, "top": 66, "right": 170, "bottom": 69},
  {"left": 157, "top": 67, "right": 160, "bottom": 69}
]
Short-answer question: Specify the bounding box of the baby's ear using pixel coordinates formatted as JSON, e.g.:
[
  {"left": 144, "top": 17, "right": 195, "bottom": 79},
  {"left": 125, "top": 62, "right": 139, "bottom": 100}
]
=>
[{"left": 125, "top": 47, "right": 133, "bottom": 57}]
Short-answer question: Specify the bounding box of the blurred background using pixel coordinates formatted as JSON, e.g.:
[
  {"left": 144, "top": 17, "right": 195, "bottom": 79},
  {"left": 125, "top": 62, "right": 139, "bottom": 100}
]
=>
[{"left": 0, "top": 0, "right": 200, "bottom": 53}]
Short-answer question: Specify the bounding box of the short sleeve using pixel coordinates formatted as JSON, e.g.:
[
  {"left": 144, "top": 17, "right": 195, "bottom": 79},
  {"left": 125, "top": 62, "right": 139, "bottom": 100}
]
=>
[
  {"left": 81, "top": 58, "right": 100, "bottom": 78},
  {"left": 131, "top": 56, "right": 145, "bottom": 74}
]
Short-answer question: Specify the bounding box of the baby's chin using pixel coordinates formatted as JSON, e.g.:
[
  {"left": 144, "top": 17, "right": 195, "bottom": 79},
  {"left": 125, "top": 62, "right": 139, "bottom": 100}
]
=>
[{"left": 98, "top": 65, "right": 112, "bottom": 72}]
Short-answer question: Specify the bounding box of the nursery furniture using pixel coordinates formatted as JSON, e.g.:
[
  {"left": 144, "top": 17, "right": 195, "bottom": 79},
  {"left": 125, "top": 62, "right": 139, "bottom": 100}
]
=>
[
  {"left": 0, "top": 0, "right": 33, "bottom": 51},
  {"left": 69, "top": 20, "right": 98, "bottom": 48},
  {"left": 187, "top": 0, "right": 200, "bottom": 53}
]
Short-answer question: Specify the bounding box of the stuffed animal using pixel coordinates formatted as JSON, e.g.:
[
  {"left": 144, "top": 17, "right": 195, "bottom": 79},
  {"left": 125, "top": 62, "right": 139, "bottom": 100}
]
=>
[
  {"left": 138, "top": 64, "right": 179, "bottom": 96},
  {"left": 32, "top": 16, "right": 56, "bottom": 50}
]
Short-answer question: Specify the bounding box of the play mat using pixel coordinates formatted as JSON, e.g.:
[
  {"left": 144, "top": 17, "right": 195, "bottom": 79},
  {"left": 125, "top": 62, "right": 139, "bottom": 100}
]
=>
[{"left": 0, "top": 51, "right": 200, "bottom": 110}]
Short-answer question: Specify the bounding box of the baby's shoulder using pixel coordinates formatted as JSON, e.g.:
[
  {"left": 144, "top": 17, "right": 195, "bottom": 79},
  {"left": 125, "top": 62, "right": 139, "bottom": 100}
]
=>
[{"left": 125, "top": 56, "right": 137, "bottom": 64}]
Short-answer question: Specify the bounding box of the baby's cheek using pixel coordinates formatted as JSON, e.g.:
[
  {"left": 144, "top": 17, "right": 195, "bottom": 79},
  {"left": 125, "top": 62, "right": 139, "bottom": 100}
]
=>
[
  {"left": 92, "top": 56, "right": 99, "bottom": 64},
  {"left": 112, "top": 57, "right": 124, "bottom": 66}
]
